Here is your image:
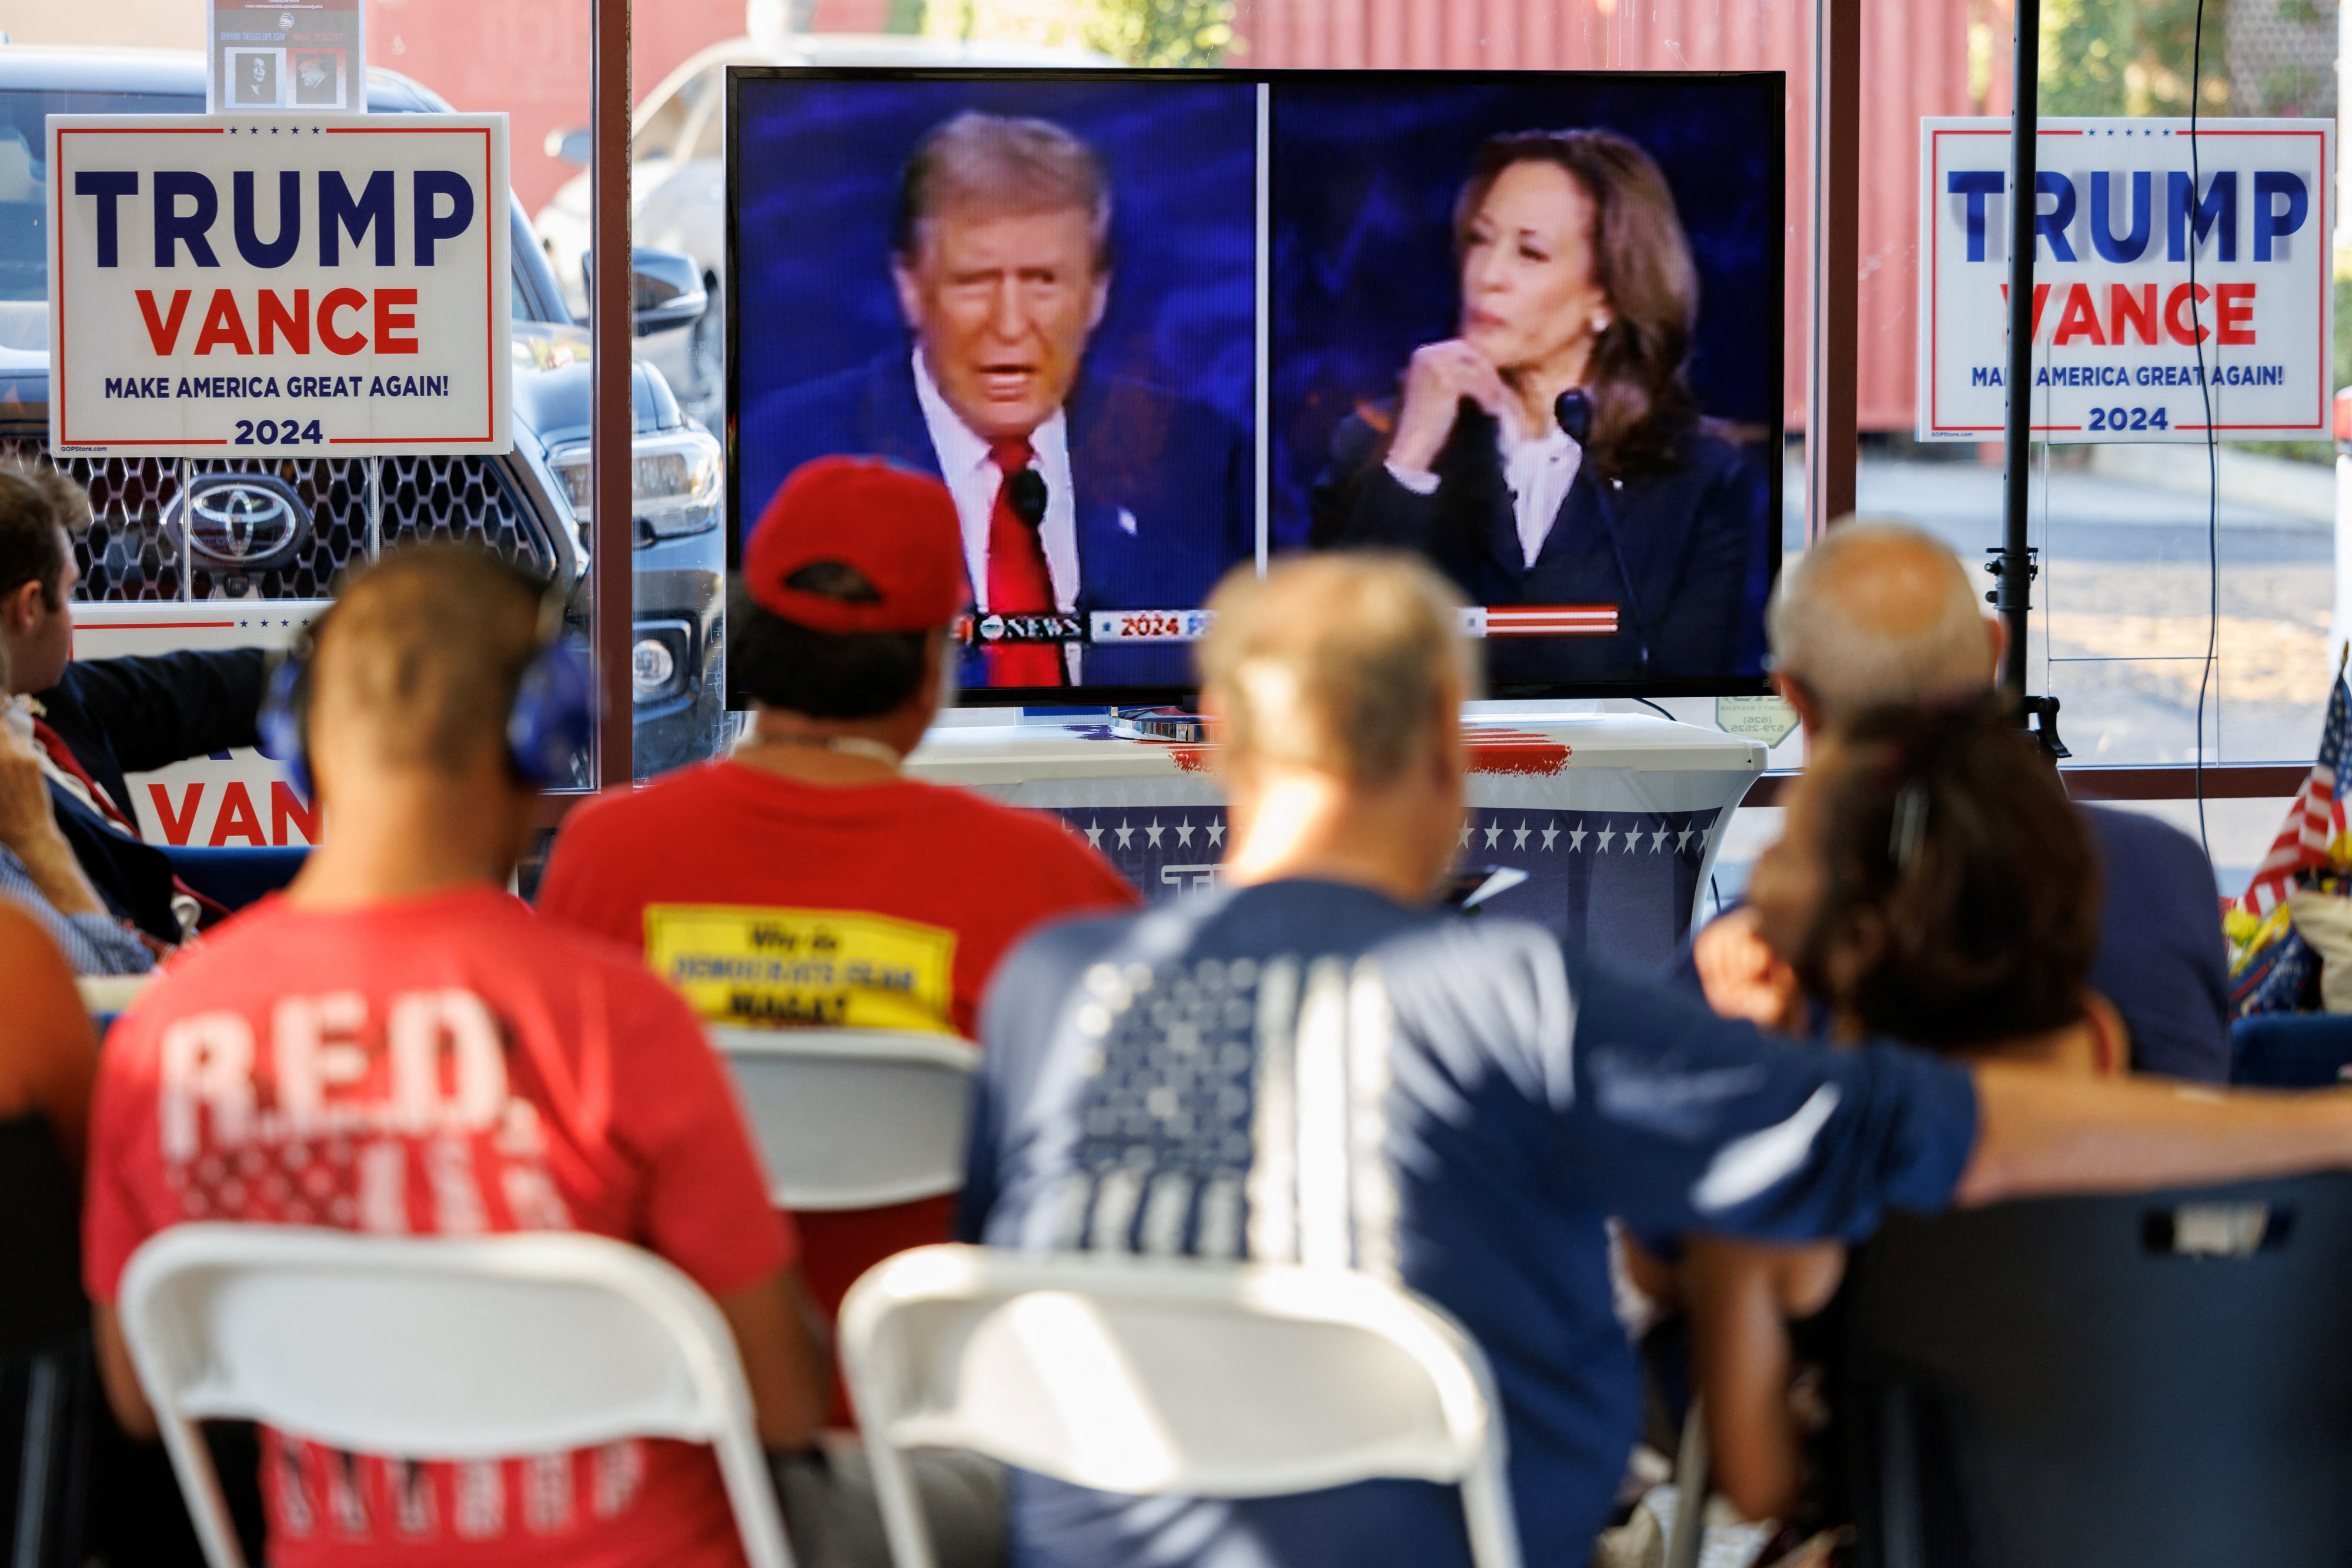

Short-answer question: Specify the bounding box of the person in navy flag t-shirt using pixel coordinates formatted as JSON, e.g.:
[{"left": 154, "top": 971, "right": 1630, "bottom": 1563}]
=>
[{"left": 962, "top": 551, "right": 2352, "bottom": 1568}]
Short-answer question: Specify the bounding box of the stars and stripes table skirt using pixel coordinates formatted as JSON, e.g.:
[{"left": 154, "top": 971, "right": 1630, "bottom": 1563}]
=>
[
  {"left": 908, "top": 715, "right": 1765, "bottom": 974},
  {"left": 1054, "top": 801, "right": 1728, "bottom": 971}
]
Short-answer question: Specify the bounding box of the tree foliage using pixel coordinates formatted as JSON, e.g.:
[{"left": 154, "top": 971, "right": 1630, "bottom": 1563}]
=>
[
  {"left": 2036, "top": 0, "right": 2227, "bottom": 117},
  {"left": 1083, "top": 0, "right": 1238, "bottom": 66}
]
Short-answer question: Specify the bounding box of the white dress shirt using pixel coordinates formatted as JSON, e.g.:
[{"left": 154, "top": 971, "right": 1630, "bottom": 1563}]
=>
[
  {"left": 1386, "top": 401, "right": 1583, "bottom": 570},
  {"left": 910, "top": 350, "right": 1080, "bottom": 615}
]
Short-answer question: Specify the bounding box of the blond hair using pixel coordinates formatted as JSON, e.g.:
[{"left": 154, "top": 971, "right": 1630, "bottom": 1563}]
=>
[{"left": 1197, "top": 553, "right": 1476, "bottom": 787}]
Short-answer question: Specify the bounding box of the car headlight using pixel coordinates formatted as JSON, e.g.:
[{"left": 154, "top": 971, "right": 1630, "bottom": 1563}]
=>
[
  {"left": 552, "top": 427, "right": 722, "bottom": 541},
  {"left": 631, "top": 618, "right": 693, "bottom": 704}
]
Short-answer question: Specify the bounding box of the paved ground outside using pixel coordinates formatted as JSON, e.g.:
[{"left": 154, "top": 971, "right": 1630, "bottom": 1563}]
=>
[{"left": 1637, "top": 450, "right": 2334, "bottom": 910}]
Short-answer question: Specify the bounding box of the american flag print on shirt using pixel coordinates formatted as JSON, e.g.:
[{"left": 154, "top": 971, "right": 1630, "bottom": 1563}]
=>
[
  {"left": 155, "top": 985, "right": 647, "bottom": 1549},
  {"left": 1051, "top": 951, "right": 1411, "bottom": 1281},
  {"left": 2240, "top": 670, "right": 2352, "bottom": 915}
]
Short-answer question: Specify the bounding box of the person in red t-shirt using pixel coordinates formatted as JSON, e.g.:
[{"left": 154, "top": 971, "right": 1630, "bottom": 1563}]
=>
[
  {"left": 82, "top": 546, "right": 828, "bottom": 1568},
  {"left": 536, "top": 456, "right": 1138, "bottom": 1345}
]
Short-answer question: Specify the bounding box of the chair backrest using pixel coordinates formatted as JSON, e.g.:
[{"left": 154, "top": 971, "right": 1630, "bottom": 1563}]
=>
[
  {"left": 839, "top": 1244, "right": 1523, "bottom": 1568},
  {"left": 709, "top": 1027, "right": 979, "bottom": 1211},
  {"left": 2229, "top": 1012, "right": 2352, "bottom": 1087},
  {"left": 116, "top": 1225, "right": 793, "bottom": 1568},
  {"left": 1842, "top": 1172, "right": 2352, "bottom": 1568}
]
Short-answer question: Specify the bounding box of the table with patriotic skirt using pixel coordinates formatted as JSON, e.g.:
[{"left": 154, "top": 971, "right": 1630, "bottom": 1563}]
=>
[{"left": 906, "top": 708, "right": 1768, "bottom": 972}]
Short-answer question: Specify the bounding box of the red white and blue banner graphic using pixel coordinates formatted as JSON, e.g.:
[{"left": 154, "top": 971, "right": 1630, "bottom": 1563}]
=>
[{"left": 1051, "top": 804, "right": 1726, "bottom": 971}]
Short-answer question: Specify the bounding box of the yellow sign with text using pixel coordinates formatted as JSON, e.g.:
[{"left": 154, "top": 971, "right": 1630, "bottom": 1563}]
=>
[{"left": 643, "top": 904, "right": 957, "bottom": 1033}]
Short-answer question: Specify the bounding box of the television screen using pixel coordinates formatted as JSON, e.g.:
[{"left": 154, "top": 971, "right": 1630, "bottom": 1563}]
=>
[{"left": 727, "top": 69, "right": 1783, "bottom": 703}]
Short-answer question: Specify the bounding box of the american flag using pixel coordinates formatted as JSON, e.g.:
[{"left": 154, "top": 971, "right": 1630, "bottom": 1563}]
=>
[{"left": 2239, "top": 668, "right": 2352, "bottom": 915}]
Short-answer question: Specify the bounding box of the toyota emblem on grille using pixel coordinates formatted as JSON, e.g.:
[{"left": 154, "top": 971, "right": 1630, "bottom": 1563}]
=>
[{"left": 182, "top": 475, "right": 310, "bottom": 571}]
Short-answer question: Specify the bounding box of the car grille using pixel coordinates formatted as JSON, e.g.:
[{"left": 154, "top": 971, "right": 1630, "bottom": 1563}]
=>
[{"left": 0, "top": 432, "right": 561, "bottom": 601}]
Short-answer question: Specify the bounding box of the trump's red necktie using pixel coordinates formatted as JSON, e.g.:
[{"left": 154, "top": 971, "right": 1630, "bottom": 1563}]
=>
[{"left": 984, "top": 437, "right": 1064, "bottom": 687}]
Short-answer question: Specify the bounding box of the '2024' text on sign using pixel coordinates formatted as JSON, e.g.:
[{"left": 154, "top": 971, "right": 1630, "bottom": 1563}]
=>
[
  {"left": 1917, "top": 117, "right": 2333, "bottom": 443},
  {"left": 46, "top": 113, "right": 511, "bottom": 457}
]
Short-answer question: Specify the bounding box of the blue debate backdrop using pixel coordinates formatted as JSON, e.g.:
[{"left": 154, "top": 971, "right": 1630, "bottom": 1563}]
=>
[
  {"left": 731, "top": 73, "right": 1259, "bottom": 533},
  {"left": 1267, "top": 75, "right": 1785, "bottom": 553}
]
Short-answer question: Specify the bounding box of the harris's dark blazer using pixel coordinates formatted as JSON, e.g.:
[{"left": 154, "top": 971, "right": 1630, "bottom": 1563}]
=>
[
  {"left": 739, "top": 354, "right": 1251, "bottom": 689},
  {"left": 35, "top": 648, "right": 266, "bottom": 941},
  {"left": 1308, "top": 404, "right": 1772, "bottom": 683}
]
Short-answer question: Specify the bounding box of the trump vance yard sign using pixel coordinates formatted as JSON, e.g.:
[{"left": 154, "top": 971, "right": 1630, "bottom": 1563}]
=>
[{"left": 48, "top": 113, "right": 510, "bottom": 457}]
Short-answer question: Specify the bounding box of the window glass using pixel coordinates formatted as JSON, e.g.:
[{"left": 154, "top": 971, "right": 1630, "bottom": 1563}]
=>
[
  {"left": 632, "top": 72, "right": 699, "bottom": 166},
  {"left": 686, "top": 68, "right": 729, "bottom": 162},
  {"left": 1883, "top": 0, "right": 2341, "bottom": 772},
  {"left": 0, "top": 91, "right": 200, "bottom": 303}
]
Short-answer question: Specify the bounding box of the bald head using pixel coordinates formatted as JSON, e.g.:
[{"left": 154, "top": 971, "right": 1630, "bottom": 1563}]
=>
[
  {"left": 1198, "top": 553, "right": 1476, "bottom": 787},
  {"left": 1768, "top": 520, "right": 1999, "bottom": 728}
]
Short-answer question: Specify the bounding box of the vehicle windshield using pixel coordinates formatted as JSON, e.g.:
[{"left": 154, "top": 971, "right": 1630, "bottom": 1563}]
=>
[{"left": 0, "top": 90, "right": 201, "bottom": 309}]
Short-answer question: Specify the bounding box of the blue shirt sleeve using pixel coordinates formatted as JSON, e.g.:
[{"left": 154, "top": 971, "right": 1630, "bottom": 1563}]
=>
[
  {"left": 1557, "top": 950, "right": 1980, "bottom": 1245},
  {"left": 0, "top": 847, "right": 153, "bottom": 977}
]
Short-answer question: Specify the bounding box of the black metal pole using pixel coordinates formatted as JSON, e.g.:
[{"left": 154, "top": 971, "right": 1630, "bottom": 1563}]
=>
[{"left": 1996, "top": 0, "right": 2039, "bottom": 701}]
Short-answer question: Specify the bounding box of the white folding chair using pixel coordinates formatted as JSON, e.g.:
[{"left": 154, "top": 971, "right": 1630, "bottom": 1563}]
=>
[
  {"left": 709, "top": 1027, "right": 980, "bottom": 1211},
  {"left": 838, "top": 1244, "right": 1524, "bottom": 1568},
  {"left": 116, "top": 1225, "right": 793, "bottom": 1568}
]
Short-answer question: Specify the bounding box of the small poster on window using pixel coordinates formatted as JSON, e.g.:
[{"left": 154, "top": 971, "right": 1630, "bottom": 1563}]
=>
[{"left": 208, "top": 1, "right": 365, "bottom": 115}]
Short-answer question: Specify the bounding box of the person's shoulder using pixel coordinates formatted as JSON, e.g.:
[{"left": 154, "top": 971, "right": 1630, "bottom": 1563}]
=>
[
  {"left": 900, "top": 781, "right": 1127, "bottom": 878},
  {"left": 741, "top": 354, "right": 908, "bottom": 446},
  {"left": 1078, "top": 374, "right": 1244, "bottom": 448},
  {"left": 2077, "top": 803, "right": 2219, "bottom": 903},
  {"left": 1654, "top": 419, "right": 1757, "bottom": 483},
  {"left": 111, "top": 895, "right": 300, "bottom": 1019},
  {"left": 2079, "top": 800, "right": 2202, "bottom": 858},
  {"left": 995, "top": 903, "right": 1145, "bottom": 989},
  {"left": 753, "top": 355, "right": 898, "bottom": 416},
  {"left": 561, "top": 758, "right": 733, "bottom": 837},
  {"left": 1374, "top": 911, "right": 1571, "bottom": 996},
  {"left": 1325, "top": 399, "right": 1397, "bottom": 467},
  {"left": 922, "top": 780, "right": 1079, "bottom": 839},
  {"left": 457, "top": 892, "right": 697, "bottom": 1009}
]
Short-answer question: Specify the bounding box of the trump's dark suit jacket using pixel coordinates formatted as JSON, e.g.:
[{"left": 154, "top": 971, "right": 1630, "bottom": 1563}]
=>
[
  {"left": 739, "top": 355, "right": 1251, "bottom": 690},
  {"left": 1309, "top": 404, "right": 1772, "bottom": 684}
]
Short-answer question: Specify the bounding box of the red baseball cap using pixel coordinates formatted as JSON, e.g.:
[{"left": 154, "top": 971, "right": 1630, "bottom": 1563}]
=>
[{"left": 742, "top": 457, "right": 968, "bottom": 634}]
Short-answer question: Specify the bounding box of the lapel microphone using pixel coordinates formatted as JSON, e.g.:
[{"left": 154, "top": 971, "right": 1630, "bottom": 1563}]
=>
[
  {"left": 1553, "top": 388, "right": 1593, "bottom": 444},
  {"left": 1007, "top": 469, "right": 1049, "bottom": 530}
]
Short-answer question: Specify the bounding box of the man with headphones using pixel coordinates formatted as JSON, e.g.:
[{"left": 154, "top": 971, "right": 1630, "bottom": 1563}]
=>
[{"left": 79, "top": 544, "right": 837, "bottom": 1568}]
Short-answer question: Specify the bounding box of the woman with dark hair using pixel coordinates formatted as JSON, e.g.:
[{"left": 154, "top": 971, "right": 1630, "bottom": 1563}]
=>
[
  {"left": 1308, "top": 129, "right": 1770, "bottom": 683},
  {"left": 1633, "top": 696, "right": 2127, "bottom": 1553}
]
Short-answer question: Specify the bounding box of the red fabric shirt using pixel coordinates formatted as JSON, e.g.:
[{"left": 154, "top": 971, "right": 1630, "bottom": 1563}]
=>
[
  {"left": 537, "top": 761, "right": 1138, "bottom": 1039},
  {"left": 83, "top": 887, "right": 793, "bottom": 1568},
  {"left": 534, "top": 761, "right": 1139, "bottom": 1369}
]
